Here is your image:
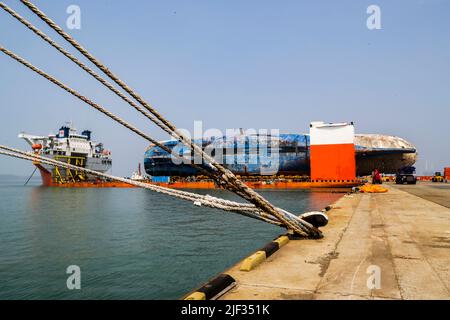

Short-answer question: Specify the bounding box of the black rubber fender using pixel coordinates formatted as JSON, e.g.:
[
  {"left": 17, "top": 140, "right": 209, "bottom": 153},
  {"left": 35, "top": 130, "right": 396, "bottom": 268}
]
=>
[{"left": 299, "top": 211, "right": 329, "bottom": 228}]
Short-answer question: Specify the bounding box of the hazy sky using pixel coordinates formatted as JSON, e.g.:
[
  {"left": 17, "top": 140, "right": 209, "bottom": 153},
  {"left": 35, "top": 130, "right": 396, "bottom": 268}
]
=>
[{"left": 0, "top": 0, "right": 449, "bottom": 176}]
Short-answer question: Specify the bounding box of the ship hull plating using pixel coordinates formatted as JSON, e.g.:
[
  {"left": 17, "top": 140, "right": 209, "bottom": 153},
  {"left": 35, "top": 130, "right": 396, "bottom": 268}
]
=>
[
  {"left": 36, "top": 154, "right": 111, "bottom": 184},
  {"left": 144, "top": 134, "right": 417, "bottom": 177}
]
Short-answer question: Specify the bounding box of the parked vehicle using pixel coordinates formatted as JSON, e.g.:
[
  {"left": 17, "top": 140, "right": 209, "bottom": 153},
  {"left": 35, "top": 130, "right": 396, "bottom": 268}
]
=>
[
  {"left": 432, "top": 172, "right": 444, "bottom": 182},
  {"left": 396, "top": 166, "right": 417, "bottom": 184}
]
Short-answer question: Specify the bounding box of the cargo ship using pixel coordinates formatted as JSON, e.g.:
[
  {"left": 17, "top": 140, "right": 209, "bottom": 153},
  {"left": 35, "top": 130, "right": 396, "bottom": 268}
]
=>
[
  {"left": 144, "top": 133, "right": 417, "bottom": 177},
  {"left": 19, "top": 124, "right": 114, "bottom": 186}
]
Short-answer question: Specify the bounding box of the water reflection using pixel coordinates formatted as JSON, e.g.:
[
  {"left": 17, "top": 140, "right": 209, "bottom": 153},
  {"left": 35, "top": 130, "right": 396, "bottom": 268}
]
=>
[{"left": 1, "top": 180, "right": 342, "bottom": 299}]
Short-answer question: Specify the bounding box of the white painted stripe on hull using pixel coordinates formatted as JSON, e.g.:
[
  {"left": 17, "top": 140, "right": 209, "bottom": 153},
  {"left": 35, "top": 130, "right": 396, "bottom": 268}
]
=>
[{"left": 310, "top": 121, "right": 355, "bottom": 145}]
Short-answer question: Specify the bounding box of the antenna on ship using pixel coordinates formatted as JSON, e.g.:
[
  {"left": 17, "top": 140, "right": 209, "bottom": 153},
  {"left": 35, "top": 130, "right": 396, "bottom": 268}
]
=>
[{"left": 66, "top": 120, "right": 76, "bottom": 132}]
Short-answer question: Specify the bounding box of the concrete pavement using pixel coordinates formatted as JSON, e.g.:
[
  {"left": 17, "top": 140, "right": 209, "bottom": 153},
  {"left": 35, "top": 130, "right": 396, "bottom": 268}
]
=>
[
  {"left": 220, "top": 184, "right": 450, "bottom": 300},
  {"left": 394, "top": 181, "right": 450, "bottom": 208}
]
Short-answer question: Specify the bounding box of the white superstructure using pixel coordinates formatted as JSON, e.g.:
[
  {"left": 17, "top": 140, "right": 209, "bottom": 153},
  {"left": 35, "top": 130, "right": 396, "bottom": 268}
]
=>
[{"left": 19, "top": 124, "right": 112, "bottom": 182}]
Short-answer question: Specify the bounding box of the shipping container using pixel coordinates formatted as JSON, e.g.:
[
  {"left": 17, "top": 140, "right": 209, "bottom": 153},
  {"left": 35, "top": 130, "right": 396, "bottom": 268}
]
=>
[
  {"left": 151, "top": 176, "right": 170, "bottom": 183},
  {"left": 444, "top": 167, "right": 450, "bottom": 179}
]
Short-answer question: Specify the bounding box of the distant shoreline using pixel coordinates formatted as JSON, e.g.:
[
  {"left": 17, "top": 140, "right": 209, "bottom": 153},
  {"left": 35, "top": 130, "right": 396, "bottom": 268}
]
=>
[{"left": 0, "top": 174, "right": 40, "bottom": 180}]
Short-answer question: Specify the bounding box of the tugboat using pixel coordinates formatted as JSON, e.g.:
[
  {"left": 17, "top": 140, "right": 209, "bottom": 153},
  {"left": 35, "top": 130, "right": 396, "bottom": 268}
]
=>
[
  {"left": 130, "top": 163, "right": 147, "bottom": 181},
  {"left": 19, "top": 123, "right": 112, "bottom": 186}
]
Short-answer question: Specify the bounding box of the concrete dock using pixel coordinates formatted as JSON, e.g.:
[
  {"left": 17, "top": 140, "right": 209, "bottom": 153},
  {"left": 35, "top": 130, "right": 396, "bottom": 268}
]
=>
[{"left": 220, "top": 182, "right": 450, "bottom": 300}]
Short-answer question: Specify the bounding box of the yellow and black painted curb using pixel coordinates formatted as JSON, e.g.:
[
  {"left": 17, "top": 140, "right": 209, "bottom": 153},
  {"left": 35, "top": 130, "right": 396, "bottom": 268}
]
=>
[
  {"left": 183, "top": 273, "right": 236, "bottom": 300},
  {"left": 183, "top": 205, "right": 333, "bottom": 298},
  {"left": 239, "top": 235, "right": 290, "bottom": 271}
]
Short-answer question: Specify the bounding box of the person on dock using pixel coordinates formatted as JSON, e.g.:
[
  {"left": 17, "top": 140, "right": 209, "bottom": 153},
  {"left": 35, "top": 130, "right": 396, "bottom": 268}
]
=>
[{"left": 372, "top": 169, "right": 382, "bottom": 184}]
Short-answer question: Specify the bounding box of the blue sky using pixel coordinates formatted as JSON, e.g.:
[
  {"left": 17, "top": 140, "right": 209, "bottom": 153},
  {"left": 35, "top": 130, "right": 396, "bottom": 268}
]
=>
[{"left": 0, "top": 0, "right": 449, "bottom": 176}]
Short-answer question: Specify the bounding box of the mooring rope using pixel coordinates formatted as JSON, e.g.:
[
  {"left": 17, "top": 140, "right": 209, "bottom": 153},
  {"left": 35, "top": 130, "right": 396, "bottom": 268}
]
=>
[
  {"left": 3, "top": 1, "right": 322, "bottom": 237},
  {"left": 0, "top": 45, "right": 270, "bottom": 216},
  {"left": 11, "top": 0, "right": 233, "bottom": 191},
  {"left": 0, "top": 145, "right": 244, "bottom": 210},
  {"left": 0, "top": 46, "right": 318, "bottom": 237},
  {"left": 0, "top": 146, "right": 286, "bottom": 226},
  {"left": 0, "top": 44, "right": 213, "bottom": 180},
  {"left": 0, "top": 2, "right": 172, "bottom": 137},
  {"left": 0, "top": 1, "right": 225, "bottom": 183},
  {"left": 1, "top": 144, "right": 318, "bottom": 231}
]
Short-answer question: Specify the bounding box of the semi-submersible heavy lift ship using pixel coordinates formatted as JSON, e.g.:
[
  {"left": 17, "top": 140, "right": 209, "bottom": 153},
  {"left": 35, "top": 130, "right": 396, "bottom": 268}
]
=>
[{"left": 19, "top": 122, "right": 418, "bottom": 189}]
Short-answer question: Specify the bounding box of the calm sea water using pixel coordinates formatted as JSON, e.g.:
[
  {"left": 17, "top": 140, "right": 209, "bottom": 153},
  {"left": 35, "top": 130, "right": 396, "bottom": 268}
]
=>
[{"left": 0, "top": 176, "right": 341, "bottom": 299}]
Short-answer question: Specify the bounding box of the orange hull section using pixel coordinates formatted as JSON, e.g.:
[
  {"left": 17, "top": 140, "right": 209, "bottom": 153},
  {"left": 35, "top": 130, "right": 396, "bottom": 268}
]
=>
[
  {"left": 40, "top": 180, "right": 360, "bottom": 189},
  {"left": 310, "top": 143, "right": 356, "bottom": 181},
  {"left": 34, "top": 162, "right": 53, "bottom": 186},
  {"left": 34, "top": 163, "right": 360, "bottom": 189}
]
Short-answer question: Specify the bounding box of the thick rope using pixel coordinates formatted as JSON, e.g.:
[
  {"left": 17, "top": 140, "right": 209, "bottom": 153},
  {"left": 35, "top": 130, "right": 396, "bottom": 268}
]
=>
[
  {"left": 0, "top": 46, "right": 247, "bottom": 213},
  {"left": 0, "top": 1, "right": 222, "bottom": 181},
  {"left": 0, "top": 147, "right": 238, "bottom": 210},
  {"left": 0, "top": 47, "right": 162, "bottom": 149},
  {"left": 0, "top": 145, "right": 285, "bottom": 226},
  {"left": 0, "top": 45, "right": 317, "bottom": 237},
  {"left": 18, "top": 0, "right": 321, "bottom": 237},
  {"left": 0, "top": 1, "right": 219, "bottom": 178},
  {"left": 0, "top": 1, "right": 255, "bottom": 194},
  {"left": 0, "top": 44, "right": 213, "bottom": 180},
  {"left": 0, "top": 2, "right": 171, "bottom": 138},
  {"left": 0, "top": 145, "right": 280, "bottom": 219}
]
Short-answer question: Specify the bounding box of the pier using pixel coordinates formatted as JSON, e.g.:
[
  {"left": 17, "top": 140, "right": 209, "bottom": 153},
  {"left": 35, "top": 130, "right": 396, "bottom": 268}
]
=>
[
  {"left": 211, "top": 182, "right": 450, "bottom": 300},
  {"left": 0, "top": 0, "right": 448, "bottom": 303}
]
